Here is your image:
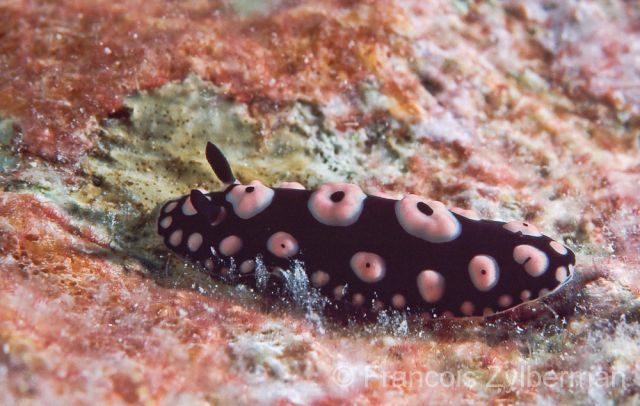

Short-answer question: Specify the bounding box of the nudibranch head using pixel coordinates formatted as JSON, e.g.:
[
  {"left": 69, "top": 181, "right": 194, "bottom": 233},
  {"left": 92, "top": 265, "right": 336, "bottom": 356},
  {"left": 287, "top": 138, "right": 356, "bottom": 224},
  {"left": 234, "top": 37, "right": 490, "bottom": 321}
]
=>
[
  {"left": 158, "top": 191, "right": 227, "bottom": 258},
  {"left": 157, "top": 142, "right": 577, "bottom": 320}
]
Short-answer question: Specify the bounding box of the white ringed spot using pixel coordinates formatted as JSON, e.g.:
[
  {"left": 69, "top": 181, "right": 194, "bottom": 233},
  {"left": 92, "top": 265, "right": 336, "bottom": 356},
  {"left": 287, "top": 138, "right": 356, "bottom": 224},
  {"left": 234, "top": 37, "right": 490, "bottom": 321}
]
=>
[
  {"left": 225, "top": 181, "right": 274, "bottom": 219},
  {"left": 395, "top": 195, "right": 461, "bottom": 243},
  {"left": 308, "top": 182, "right": 366, "bottom": 227}
]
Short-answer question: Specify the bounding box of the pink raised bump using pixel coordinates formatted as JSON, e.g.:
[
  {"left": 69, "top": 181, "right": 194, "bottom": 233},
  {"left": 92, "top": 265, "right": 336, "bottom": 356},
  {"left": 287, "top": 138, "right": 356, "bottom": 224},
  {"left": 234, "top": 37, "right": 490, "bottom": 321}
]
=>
[
  {"left": 468, "top": 255, "right": 500, "bottom": 291},
  {"left": 460, "top": 301, "right": 475, "bottom": 316},
  {"left": 311, "top": 271, "right": 330, "bottom": 287},
  {"left": 182, "top": 197, "right": 197, "bottom": 216},
  {"left": 279, "top": 181, "right": 306, "bottom": 190},
  {"left": 416, "top": 270, "right": 445, "bottom": 303},
  {"left": 169, "top": 229, "right": 183, "bottom": 247},
  {"left": 225, "top": 181, "right": 274, "bottom": 219},
  {"left": 391, "top": 294, "right": 406, "bottom": 309},
  {"left": 550, "top": 240, "right": 568, "bottom": 255},
  {"left": 160, "top": 216, "right": 172, "bottom": 229},
  {"left": 513, "top": 245, "right": 549, "bottom": 277},
  {"left": 163, "top": 201, "right": 178, "bottom": 213},
  {"left": 555, "top": 266, "right": 568, "bottom": 283},
  {"left": 219, "top": 235, "right": 242, "bottom": 256},
  {"left": 352, "top": 293, "right": 365, "bottom": 306},
  {"left": 350, "top": 252, "right": 386, "bottom": 283},
  {"left": 395, "top": 195, "right": 461, "bottom": 243},
  {"left": 187, "top": 233, "right": 203, "bottom": 252},
  {"left": 267, "top": 231, "right": 299, "bottom": 258},
  {"left": 308, "top": 182, "right": 366, "bottom": 227},
  {"left": 240, "top": 260, "right": 255, "bottom": 274},
  {"left": 498, "top": 294, "right": 513, "bottom": 308}
]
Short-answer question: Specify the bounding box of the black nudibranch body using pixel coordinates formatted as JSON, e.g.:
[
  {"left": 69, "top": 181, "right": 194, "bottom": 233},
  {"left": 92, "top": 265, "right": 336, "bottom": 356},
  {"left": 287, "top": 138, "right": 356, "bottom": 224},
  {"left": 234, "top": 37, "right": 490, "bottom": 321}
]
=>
[{"left": 158, "top": 143, "right": 576, "bottom": 318}]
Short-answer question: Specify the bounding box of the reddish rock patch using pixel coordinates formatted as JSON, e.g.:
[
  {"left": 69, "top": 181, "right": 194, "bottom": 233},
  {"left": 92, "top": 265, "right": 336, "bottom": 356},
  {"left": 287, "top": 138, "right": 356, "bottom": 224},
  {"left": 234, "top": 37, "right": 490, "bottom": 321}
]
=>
[{"left": 0, "top": 0, "right": 413, "bottom": 162}]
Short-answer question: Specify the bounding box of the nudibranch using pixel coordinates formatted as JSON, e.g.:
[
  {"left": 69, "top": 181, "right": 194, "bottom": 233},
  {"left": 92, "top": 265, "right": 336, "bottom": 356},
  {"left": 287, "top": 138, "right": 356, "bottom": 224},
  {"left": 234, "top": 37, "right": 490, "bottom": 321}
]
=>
[{"left": 157, "top": 143, "right": 576, "bottom": 318}]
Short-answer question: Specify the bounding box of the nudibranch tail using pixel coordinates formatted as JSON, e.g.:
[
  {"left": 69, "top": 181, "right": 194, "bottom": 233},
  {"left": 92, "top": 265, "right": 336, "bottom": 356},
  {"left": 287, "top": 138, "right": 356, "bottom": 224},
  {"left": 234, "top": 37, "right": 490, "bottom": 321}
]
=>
[{"left": 157, "top": 142, "right": 577, "bottom": 320}]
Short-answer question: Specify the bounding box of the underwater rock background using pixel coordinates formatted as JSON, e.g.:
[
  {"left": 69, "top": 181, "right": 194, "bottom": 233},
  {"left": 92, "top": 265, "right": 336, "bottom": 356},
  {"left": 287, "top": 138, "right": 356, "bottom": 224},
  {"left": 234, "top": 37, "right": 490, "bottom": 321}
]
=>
[{"left": 0, "top": 0, "right": 639, "bottom": 404}]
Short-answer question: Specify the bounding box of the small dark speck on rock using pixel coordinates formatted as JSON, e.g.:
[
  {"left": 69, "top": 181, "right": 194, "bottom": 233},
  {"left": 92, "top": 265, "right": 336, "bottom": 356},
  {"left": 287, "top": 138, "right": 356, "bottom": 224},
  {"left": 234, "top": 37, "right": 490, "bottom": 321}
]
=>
[{"left": 419, "top": 74, "right": 444, "bottom": 95}]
